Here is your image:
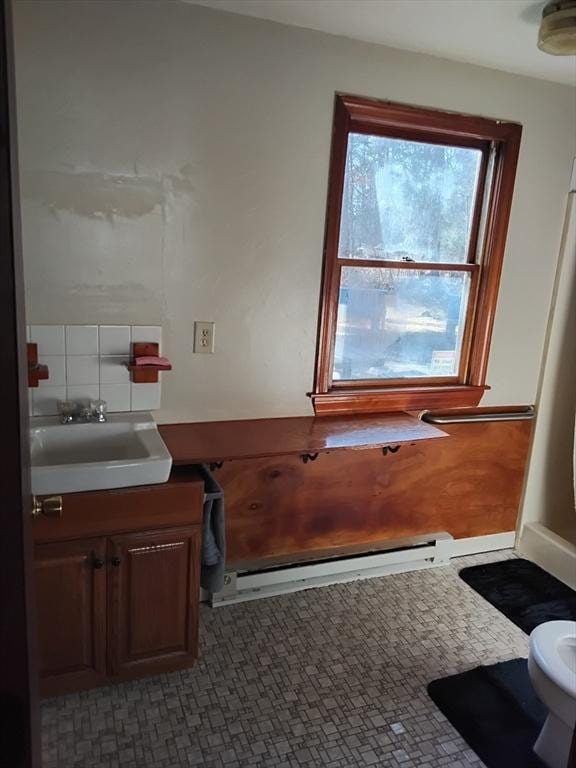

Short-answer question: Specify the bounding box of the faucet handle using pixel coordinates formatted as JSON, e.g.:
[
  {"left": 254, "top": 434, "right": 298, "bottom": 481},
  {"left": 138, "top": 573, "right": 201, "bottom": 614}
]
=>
[
  {"left": 57, "top": 400, "right": 77, "bottom": 423},
  {"left": 90, "top": 399, "right": 107, "bottom": 422}
]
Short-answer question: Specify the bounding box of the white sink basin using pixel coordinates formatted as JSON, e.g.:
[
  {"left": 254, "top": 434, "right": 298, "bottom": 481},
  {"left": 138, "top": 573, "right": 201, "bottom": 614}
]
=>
[{"left": 30, "top": 412, "right": 173, "bottom": 495}]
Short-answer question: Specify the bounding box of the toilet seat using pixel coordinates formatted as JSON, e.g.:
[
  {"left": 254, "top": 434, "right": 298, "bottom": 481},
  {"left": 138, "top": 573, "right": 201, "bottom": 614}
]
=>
[{"left": 530, "top": 620, "right": 576, "bottom": 700}]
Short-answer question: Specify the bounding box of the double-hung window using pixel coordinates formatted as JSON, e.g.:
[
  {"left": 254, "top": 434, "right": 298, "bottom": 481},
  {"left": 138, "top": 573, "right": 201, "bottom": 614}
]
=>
[{"left": 312, "top": 95, "right": 522, "bottom": 415}]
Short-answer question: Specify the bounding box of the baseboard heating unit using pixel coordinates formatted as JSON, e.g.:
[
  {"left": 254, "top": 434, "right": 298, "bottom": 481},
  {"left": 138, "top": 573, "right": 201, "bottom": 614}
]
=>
[
  {"left": 211, "top": 532, "right": 455, "bottom": 606},
  {"left": 209, "top": 531, "right": 515, "bottom": 606}
]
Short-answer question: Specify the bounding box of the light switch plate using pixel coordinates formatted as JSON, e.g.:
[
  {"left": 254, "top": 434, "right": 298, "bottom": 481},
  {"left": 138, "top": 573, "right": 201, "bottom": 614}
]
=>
[{"left": 194, "top": 321, "right": 215, "bottom": 354}]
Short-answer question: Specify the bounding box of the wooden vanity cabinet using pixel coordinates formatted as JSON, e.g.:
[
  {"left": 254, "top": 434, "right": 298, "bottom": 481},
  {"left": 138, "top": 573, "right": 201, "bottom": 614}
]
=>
[
  {"left": 33, "top": 469, "right": 204, "bottom": 697},
  {"left": 108, "top": 526, "right": 201, "bottom": 680},
  {"left": 34, "top": 537, "right": 107, "bottom": 695}
]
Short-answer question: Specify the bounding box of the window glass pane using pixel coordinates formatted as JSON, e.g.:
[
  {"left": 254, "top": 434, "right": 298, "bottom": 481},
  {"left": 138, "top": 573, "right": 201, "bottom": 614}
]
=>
[
  {"left": 333, "top": 267, "right": 470, "bottom": 381},
  {"left": 339, "top": 133, "right": 482, "bottom": 263}
]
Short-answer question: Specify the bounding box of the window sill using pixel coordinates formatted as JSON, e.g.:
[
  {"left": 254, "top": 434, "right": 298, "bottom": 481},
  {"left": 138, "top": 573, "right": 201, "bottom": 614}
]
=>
[{"left": 310, "top": 385, "right": 487, "bottom": 416}]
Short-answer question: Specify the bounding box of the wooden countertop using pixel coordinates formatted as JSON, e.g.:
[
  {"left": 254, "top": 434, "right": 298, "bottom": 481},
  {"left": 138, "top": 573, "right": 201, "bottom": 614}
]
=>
[{"left": 159, "top": 412, "right": 447, "bottom": 465}]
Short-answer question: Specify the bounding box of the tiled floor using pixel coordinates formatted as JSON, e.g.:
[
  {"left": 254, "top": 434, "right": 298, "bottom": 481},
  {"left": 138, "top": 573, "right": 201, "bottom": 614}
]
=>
[{"left": 42, "top": 551, "right": 529, "bottom": 767}]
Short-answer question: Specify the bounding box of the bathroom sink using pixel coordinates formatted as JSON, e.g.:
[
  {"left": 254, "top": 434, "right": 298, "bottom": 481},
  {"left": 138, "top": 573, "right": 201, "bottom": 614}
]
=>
[{"left": 30, "top": 412, "right": 173, "bottom": 495}]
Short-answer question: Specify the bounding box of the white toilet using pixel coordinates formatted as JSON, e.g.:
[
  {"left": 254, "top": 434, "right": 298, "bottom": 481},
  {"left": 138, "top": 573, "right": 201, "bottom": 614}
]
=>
[{"left": 528, "top": 620, "right": 576, "bottom": 768}]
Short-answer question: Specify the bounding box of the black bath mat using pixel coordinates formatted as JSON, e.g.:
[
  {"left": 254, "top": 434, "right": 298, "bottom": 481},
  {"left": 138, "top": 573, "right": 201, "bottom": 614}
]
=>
[
  {"left": 460, "top": 558, "right": 576, "bottom": 634},
  {"left": 428, "top": 658, "right": 547, "bottom": 768}
]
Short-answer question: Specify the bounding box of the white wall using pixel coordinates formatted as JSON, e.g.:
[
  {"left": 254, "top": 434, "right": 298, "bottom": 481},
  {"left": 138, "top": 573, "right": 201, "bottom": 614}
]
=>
[
  {"left": 12, "top": 1, "right": 576, "bottom": 423},
  {"left": 519, "top": 179, "right": 576, "bottom": 542}
]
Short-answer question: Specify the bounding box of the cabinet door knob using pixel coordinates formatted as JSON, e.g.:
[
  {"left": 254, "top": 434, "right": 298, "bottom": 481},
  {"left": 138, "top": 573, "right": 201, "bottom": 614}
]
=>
[
  {"left": 93, "top": 558, "right": 105, "bottom": 569},
  {"left": 31, "top": 495, "right": 63, "bottom": 519},
  {"left": 111, "top": 557, "right": 121, "bottom": 567}
]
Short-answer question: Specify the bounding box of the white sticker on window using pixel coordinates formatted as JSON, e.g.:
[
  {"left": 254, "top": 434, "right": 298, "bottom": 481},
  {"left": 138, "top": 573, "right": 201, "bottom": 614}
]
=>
[{"left": 430, "top": 351, "right": 456, "bottom": 376}]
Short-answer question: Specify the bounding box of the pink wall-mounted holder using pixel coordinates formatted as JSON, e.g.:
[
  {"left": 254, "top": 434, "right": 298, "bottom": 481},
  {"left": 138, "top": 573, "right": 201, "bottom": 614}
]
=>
[
  {"left": 27, "top": 343, "right": 50, "bottom": 388},
  {"left": 128, "top": 342, "right": 172, "bottom": 383}
]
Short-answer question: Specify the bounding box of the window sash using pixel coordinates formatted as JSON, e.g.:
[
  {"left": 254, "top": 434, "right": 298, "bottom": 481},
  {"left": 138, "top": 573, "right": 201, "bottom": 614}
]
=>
[
  {"left": 338, "top": 137, "right": 491, "bottom": 267},
  {"left": 328, "top": 262, "right": 479, "bottom": 388}
]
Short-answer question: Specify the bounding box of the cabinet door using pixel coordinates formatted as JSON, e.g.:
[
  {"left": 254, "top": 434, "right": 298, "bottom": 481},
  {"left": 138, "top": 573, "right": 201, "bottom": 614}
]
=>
[
  {"left": 34, "top": 538, "right": 107, "bottom": 696},
  {"left": 108, "top": 526, "right": 201, "bottom": 679}
]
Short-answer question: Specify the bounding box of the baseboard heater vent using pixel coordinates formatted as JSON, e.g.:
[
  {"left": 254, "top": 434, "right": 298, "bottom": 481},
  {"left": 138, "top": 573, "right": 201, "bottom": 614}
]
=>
[{"left": 210, "top": 532, "right": 454, "bottom": 607}]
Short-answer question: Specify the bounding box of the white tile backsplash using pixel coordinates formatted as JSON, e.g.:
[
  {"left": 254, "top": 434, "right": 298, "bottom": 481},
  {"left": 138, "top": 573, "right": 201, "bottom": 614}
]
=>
[
  {"left": 30, "top": 325, "right": 65, "bottom": 356},
  {"left": 67, "top": 384, "right": 100, "bottom": 405},
  {"left": 38, "top": 355, "right": 66, "bottom": 387},
  {"left": 66, "top": 355, "right": 100, "bottom": 385},
  {"left": 99, "top": 356, "right": 130, "bottom": 384},
  {"left": 66, "top": 325, "right": 99, "bottom": 355},
  {"left": 100, "top": 384, "right": 131, "bottom": 413},
  {"left": 28, "top": 325, "right": 163, "bottom": 415},
  {"left": 131, "top": 382, "right": 161, "bottom": 411},
  {"left": 32, "top": 385, "right": 67, "bottom": 416},
  {"left": 132, "top": 326, "right": 162, "bottom": 345},
  {"left": 99, "top": 325, "right": 131, "bottom": 356}
]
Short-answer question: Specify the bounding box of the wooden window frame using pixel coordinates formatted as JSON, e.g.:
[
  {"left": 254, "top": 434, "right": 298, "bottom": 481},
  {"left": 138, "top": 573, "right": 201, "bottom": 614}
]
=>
[{"left": 311, "top": 94, "right": 522, "bottom": 415}]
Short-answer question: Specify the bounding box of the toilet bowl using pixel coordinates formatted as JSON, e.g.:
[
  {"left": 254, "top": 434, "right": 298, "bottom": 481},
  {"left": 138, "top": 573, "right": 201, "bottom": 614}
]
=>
[{"left": 528, "top": 620, "right": 576, "bottom": 768}]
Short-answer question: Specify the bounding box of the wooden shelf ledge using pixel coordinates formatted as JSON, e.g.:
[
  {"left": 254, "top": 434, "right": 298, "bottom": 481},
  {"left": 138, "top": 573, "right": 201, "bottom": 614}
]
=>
[{"left": 159, "top": 412, "right": 447, "bottom": 466}]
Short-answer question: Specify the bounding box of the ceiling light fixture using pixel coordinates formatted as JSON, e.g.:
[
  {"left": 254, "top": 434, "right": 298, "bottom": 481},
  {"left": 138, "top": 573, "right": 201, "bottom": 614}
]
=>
[{"left": 538, "top": 0, "right": 576, "bottom": 54}]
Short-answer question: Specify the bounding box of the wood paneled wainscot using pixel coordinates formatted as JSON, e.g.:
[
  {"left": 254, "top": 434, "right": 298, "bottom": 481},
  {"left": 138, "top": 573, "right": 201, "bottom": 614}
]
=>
[
  {"left": 33, "top": 469, "right": 204, "bottom": 697},
  {"left": 162, "top": 410, "right": 533, "bottom": 570}
]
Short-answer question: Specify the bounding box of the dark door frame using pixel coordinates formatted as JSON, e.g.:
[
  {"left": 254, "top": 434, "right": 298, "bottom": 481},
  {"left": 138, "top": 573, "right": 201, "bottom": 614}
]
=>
[{"left": 0, "top": 0, "right": 40, "bottom": 766}]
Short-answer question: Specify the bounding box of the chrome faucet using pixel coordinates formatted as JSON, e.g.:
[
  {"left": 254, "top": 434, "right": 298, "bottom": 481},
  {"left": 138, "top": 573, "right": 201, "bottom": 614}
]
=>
[{"left": 58, "top": 399, "right": 108, "bottom": 424}]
